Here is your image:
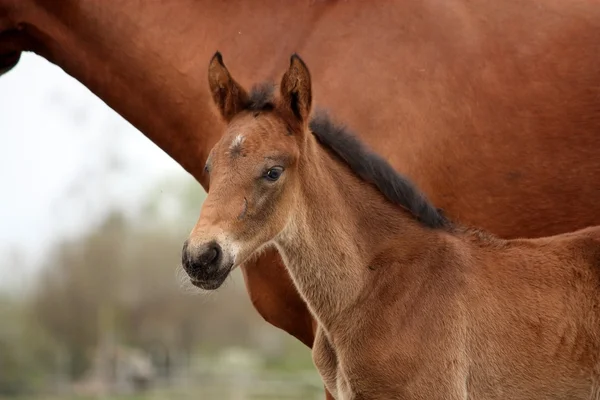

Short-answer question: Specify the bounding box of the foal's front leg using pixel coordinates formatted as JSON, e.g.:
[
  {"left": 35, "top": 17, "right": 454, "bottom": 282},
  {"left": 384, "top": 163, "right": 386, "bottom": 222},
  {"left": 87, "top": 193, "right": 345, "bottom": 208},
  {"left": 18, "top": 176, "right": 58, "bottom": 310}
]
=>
[{"left": 313, "top": 326, "right": 345, "bottom": 399}]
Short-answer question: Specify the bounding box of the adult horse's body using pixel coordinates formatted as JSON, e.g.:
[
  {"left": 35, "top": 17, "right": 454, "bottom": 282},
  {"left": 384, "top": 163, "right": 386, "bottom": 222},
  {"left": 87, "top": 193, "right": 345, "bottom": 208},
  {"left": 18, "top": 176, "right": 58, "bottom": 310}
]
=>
[
  {"left": 185, "top": 52, "right": 600, "bottom": 400},
  {"left": 2, "top": 1, "right": 600, "bottom": 397}
]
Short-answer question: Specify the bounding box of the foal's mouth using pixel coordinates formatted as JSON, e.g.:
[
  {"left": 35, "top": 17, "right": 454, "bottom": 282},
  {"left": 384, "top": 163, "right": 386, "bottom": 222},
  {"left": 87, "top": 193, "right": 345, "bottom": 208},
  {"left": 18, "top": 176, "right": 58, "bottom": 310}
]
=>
[{"left": 190, "top": 263, "right": 233, "bottom": 290}]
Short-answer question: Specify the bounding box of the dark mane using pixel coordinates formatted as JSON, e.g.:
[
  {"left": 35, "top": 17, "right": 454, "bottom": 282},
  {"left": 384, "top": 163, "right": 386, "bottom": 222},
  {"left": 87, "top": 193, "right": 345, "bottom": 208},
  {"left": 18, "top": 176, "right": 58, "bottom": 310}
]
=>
[
  {"left": 247, "top": 82, "right": 276, "bottom": 111},
  {"left": 309, "top": 109, "right": 451, "bottom": 230}
]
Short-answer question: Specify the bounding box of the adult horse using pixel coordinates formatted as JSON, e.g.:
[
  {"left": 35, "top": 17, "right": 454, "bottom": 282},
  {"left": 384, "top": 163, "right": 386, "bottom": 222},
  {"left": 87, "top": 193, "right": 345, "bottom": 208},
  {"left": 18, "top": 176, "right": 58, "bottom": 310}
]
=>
[{"left": 2, "top": 1, "right": 600, "bottom": 398}]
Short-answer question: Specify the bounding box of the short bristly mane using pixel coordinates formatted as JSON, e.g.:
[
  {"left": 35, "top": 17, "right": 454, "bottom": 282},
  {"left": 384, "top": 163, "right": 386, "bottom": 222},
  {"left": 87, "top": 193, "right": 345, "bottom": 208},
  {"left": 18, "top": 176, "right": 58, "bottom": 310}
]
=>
[
  {"left": 309, "top": 109, "right": 450, "bottom": 229},
  {"left": 247, "top": 83, "right": 276, "bottom": 111},
  {"left": 245, "top": 84, "right": 451, "bottom": 230}
]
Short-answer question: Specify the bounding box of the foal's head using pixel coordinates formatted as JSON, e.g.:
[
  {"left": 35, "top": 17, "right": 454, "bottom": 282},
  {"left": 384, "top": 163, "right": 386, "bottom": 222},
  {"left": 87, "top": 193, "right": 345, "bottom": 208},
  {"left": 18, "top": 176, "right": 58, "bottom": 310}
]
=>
[{"left": 182, "top": 52, "right": 314, "bottom": 289}]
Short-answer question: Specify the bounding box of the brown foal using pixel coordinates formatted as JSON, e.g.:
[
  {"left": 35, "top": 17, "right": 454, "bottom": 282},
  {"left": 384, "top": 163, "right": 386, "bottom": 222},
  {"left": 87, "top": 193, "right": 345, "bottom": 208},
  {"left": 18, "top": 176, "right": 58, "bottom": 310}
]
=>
[{"left": 182, "top": 53, "right": 600, "bottom": 399}]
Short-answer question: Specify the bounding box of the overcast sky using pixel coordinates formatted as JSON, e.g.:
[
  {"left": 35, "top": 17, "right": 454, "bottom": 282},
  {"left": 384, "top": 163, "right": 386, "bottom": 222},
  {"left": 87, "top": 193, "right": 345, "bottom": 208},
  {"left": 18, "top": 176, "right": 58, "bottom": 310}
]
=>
[{"left": 0, "top": 53, "right": 191, "bottom": 289}]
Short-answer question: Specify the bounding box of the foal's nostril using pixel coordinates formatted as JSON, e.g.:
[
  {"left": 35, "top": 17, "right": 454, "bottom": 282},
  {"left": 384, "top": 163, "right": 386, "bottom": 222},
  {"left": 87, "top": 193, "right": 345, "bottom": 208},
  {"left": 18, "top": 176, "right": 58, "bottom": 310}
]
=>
[
  {"left": 182, "top": 241, "right": 223, "bottom": 279},
  {"left": 198, "top": 243, "right": 221, "bottom": 266}
]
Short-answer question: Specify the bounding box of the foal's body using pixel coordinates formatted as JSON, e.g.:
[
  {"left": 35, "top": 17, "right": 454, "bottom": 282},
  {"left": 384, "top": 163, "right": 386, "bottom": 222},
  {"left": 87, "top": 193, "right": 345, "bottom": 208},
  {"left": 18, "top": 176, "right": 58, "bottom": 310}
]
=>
[
  {"left": 185, "top": 53, "right": 600, "bottom": 399},
  {"left": 284, "top": 142, "right": 600, "bottom": 398},
  {"left": 274, "top": 131, "right": 600, "bottom": 399}
]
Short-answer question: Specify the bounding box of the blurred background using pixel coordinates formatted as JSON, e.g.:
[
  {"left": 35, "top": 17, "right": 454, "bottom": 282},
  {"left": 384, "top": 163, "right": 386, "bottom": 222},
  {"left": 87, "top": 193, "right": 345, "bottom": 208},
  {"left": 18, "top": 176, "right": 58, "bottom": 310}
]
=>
[{"left": 0, "top": 53, "right": 322, "bottom": 399}]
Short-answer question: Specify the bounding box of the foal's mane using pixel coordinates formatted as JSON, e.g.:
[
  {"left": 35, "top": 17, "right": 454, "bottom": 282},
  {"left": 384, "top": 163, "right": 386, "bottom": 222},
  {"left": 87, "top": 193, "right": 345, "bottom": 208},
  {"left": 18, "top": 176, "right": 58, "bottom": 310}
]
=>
[
  {"left": 246, "top": 83, "right": 451, "bottom": 230},
  {"left": 309, "top": 110, "right": 450, "bottom": 230}
]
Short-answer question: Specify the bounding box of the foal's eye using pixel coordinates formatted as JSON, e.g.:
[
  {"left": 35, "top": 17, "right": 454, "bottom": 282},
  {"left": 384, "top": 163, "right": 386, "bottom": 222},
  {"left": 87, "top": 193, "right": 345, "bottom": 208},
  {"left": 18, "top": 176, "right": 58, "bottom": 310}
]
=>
[{"left": 264, "top": 166, "right": 284, "bottom": 182}]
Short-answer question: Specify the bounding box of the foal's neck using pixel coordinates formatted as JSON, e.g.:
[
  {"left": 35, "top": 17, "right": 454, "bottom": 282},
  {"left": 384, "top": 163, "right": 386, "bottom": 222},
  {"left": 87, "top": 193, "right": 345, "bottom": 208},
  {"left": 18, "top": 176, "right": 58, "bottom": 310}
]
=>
[{"left": 274, "top": 135, "right": 445, "bottom": 329}]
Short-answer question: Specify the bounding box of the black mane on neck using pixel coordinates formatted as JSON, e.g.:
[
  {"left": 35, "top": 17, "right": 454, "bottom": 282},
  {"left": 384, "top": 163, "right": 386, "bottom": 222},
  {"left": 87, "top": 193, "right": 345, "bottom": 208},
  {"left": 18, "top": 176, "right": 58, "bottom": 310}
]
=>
[{"left": 309, "top": 109, "right": 451, "bottom": 230}]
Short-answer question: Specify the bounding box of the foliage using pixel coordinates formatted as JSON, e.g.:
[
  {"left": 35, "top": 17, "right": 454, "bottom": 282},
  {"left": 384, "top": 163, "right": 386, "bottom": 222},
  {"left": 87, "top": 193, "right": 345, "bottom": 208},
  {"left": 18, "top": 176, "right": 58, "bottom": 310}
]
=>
[
  {"left": 0, "top": 175, "right": 316, "bottom": 397},
  {"left": 0, "top": 296, "right": 60, "bottom": 395}
]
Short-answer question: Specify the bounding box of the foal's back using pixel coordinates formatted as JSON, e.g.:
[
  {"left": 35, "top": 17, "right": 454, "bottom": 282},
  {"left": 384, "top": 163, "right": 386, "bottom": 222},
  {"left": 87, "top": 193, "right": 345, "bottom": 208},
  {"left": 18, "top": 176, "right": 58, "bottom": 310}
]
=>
[
  {"left": 462, "top": 226, "right": 600, "bottom": 399},
  {"left": 348, "top": 226, "right": 600, "bottom": 399}
]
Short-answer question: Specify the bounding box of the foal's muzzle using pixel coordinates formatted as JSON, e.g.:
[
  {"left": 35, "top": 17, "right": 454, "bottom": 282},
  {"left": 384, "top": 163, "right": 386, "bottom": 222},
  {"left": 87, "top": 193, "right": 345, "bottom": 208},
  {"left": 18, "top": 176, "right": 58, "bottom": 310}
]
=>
[{"left": 181, "top": 240, "right": 232, "bottom": 290}]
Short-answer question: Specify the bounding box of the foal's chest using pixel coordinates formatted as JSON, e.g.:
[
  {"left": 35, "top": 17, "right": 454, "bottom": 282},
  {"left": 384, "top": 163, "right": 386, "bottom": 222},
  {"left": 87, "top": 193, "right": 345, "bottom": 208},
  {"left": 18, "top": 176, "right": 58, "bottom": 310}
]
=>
[
  {"left": 312, "top": 325, "right": 397, "bottom": 400},
  {"left": 312, "top": 327, "right": 356, "bottom": 400}
]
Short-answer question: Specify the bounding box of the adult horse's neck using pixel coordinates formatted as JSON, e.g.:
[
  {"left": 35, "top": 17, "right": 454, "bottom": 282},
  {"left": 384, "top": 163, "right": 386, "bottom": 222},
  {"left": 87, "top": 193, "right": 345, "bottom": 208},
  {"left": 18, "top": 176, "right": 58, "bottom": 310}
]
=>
[
  {"left": 274, "top": 135, "right": 445, "bottom": 330},
  {"left": 0, "top": 0, "right": 334, "bottom": 367},
  {"left": 1, "top": 0, "right": 329, "bottom": 187}
]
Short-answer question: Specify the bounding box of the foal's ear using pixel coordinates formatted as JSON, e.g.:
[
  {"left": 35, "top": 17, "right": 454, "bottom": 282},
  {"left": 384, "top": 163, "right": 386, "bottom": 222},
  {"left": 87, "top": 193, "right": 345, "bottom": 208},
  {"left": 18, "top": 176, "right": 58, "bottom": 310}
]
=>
[
  {"left": 208, "top": 52, "right": 249, "bottom": 122},
  {"left": 279, "top": 54, "right": 312, "bottom": 124}
]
